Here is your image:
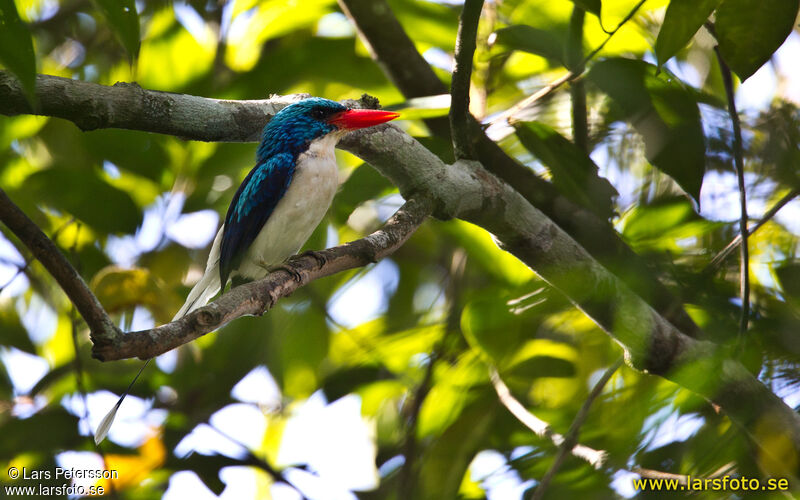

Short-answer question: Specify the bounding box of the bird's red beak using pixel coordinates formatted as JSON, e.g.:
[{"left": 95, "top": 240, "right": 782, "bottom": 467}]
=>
[{"left": 328, "top": 109, "right": 400, "bottom": 130}]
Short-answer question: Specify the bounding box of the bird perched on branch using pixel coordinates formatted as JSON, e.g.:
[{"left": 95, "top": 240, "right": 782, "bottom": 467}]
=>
[
  {"left": 95, "top": 97, "right": 398, "bottom": 444},
  {"left": 174, "top": 97, "right": 399, "bottom": 318}
]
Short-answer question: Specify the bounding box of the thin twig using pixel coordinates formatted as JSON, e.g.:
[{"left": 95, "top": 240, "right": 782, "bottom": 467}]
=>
[
  {"left": 0, "top": 263, "right": 27, "bottom": 292},
  {"left": 713, "top": 43, "right": 750, "bottom": 336},
  {"left": 0, "top": 190, "right": 118, "bottom": 342},
  {"left": 531, "top": 358, "right": 623, "bottom": 500},
  {"left": 398, "top": 350, "right": 437, "bottom": 499},
  {"left": 0, "top": 216, "right": 75, "bottom": 293},
  {"left": 398, "top": 250, "right": 466, "bottom": 497},
  {"left": 489, "top": 0, "right": 648, "bottom": 127},
  {"left": 707, "top": 188, "right": 799, "bottom": 272},
  {"left": 209, "top": 425, "right": 304, "bottom": 496},
  {"left": 450, "top": 0, "right": 484, "bottom": 160},
  {"left": 489, "top": 367, "right": 609, "bottom": 469}
]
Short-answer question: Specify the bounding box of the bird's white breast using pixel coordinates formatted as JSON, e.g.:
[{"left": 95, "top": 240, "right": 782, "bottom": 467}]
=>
[{"left": 236, "top": 134, "right": 340, "bottom": 280}]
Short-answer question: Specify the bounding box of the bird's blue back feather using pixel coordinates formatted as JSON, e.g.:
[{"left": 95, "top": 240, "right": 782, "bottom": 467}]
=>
[
  {"left": 219, "top": 98, "right": 346, "bottom": 286},
  {"left": 219, "top": 153, "right": 294, "bottom": 285}
]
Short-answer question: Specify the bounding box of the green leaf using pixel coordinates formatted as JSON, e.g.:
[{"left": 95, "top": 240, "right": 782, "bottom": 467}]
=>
[
  {"left": 91, "top": 266, "right": 181, "bottom": 324},
  {"left": 655, "top": 0, "right": 722, "bottom": 67},
  {"left": 715, "top": 0, "right": 800, "bottom": 81},
  {"left": 775, "top": 263, "right": 800, "bottom": 302},
  {"left": 385, "top": 94, "right": 451, "bottom": 120},
  {"left": 387, "top": 0, "right": 458, "bottom": 49},
  {"left": 461, "top": 297, "right": 525, "bottom": 363},
  {"left": 322, "top": 365, "right": 392, "bottom": 402},
  {"left": 0, "top": 408, "right": 81, "bottom": 460},
  {"left": 588, "top": 58, "right": 706, "bottom": 202},
  {"left": 507, "top": 355, "right": 576, "bottom": 379},
  {"left": 93, "top": 0, "right": 140, "bottom": 61},
  {"left": 0, "top": 0, "right": 36, "bottom": 101},
  {"left": 21, "top": 168, "right": 141, "bottom": 234},
  {"left": 572, "top": 0, "right": 601, "bottom": 17},
  {"left": 620, "top": 195, "right": 719, "bottom": 253},
  {"left": 622, "top": 197, "right": 695, "bottom": 243},
  {"left": 418, "top": 396, "right": 496, "bottom": 500},
  {"left": 0, "top": 307, "right": 35, "bottom": 354},
  {"left": 491, "top": 25, "right": 565, "bottom": 64},
  {"left": 515, "top": 121, "right": 617, "bottom": 218}
]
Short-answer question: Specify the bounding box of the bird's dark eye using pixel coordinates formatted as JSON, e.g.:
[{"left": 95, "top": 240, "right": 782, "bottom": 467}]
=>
[{"left": 311, "top": 108, "right": 326, "bottom": 120}]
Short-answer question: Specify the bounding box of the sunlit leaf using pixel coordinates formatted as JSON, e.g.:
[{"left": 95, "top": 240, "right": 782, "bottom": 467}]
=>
[
  {"left": 417, "top": 352, "right": 486, "bottom": 438},
  {"left": 572, "top": 0, "right": 601, "bottom": 18},
  {"left": 491, "top": 25, "right": 565, "bottom": 64},
  {"left": 384, "top": 94, "right": 451, "bottom": 120},
  {"left": 225, "top": 0, "right": 336, "bottom": 71},
  {"left": 91, "top": 266, "right": 180, "bottom": 324},
  {"left": 100, "top": 435, "right": 167, "bottom": 491},
  {"left": 136, "top": 9, "right": 214, "bottom": 90}
]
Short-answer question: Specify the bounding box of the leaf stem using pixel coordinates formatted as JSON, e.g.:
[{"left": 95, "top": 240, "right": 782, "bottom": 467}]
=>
[{"left": 714, "top": 44, "right": 750, "bottom": 336}]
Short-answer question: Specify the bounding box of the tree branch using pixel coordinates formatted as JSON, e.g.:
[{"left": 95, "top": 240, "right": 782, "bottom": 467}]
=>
[
  {"left": 335, "top": 0, "right": 703, "bottom": 342},
  {"left": 707, "top": 188, "right": 799, "bottom": 273},
  {"left": 0, "top": 188, "right": 119, "bottom": 344},
  {"left": 713, "top": 42, "right": 750, "bottom": 336},
  {"left": 0, "top": 71, "right": 302, "bottom": 141},
  {"left": 531, "top": 359, "right": 623, "bottom": 500},
  {"left": 490, "top": 367, "right": 608, "bottom": 469},
  {"left": 91, "top": 197, "right": 433, "bottom": 361},
  {"left": 567, "top": 5, "right": 589, "bottom": 153},
  {"left": 4, "top": 72, "right": 800, "bottom": 466},
  {"left": 450, "top": 0, "right": 484, "bottom": 160},
  {"left": 488, "top": 0, "right": 648, "bottom": 129}
]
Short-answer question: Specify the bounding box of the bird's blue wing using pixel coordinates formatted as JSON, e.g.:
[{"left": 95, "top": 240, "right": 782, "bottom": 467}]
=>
[{"left": 219, "top": 152, "right": 295, "bottom": 286}]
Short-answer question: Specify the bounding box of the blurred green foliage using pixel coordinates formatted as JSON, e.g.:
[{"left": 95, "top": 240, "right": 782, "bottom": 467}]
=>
[{"left": 1, "top": 0, "right": 800, "bottom": 498}]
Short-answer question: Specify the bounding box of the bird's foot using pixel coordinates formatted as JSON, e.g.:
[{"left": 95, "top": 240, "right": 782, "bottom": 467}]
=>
[
  {"left": 297, "top": 249, "right": 328, "bottom": 268},
  {"left": 260, "top": 259, "right": 303, "bottom": 282}
]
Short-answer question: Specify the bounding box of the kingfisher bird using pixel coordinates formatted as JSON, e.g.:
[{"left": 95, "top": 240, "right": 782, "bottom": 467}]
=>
[
  {"left": 174, "top": 97, "right": 399, "bottom": 319},
  {"left": 95, "top": 97, "right": 398, "bottom": 445}
]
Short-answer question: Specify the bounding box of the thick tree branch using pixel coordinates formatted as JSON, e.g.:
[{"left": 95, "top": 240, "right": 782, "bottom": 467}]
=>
[
  {"left": 3, "top": 72, "right": 800, "bottom": 465},
  {"left": 0, "top": 71, "right": 302, "bottom": 141},
  {"left": 450, "top": 0, "right": 484, "bottom": 160},
  {"left": 0, "top": 188, "right": 119, "bottom": 343},
  {"left": 335, "top": 0, "right": 703, "bottom": 341},
  {"left": 91, "top": 197, "right": 432, "bottom": 361}
]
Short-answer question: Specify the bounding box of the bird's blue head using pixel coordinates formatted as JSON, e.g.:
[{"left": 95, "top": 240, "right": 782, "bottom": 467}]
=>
[{"left": 257, "top": 97, "right": 399, "bottom": 161}]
